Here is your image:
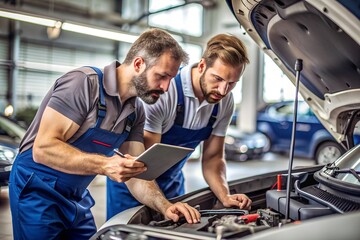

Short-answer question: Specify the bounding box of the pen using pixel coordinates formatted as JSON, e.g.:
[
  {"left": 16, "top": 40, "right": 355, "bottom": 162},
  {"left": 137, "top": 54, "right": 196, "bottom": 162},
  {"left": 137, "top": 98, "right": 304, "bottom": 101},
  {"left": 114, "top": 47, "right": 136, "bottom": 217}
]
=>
[{"left": 113, "top": 149, "right": 126, "bottom": 158}]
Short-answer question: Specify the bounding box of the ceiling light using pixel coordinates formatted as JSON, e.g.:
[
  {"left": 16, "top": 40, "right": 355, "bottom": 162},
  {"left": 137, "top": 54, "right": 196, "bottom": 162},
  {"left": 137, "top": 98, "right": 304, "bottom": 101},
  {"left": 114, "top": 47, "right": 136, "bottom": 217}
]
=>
[
  {"left": 0, "top": 9, "right": 58, "bottom": 27},
  {"left": 0, "top": 8, "right": 138, "bottom": 43},
  {"left": 61, "top": 22, "right": 138, "bottom": 43}
]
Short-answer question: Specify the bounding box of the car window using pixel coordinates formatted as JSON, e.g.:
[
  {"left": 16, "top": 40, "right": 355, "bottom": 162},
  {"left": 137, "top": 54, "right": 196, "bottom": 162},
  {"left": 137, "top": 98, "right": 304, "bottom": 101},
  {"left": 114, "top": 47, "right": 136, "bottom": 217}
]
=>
[
  {"left": 297, "top": 102, "right": 311, "bottom": 116},
  {"left": 0, "top": 116, "right": 26, "bottom": 140},
  {"left": 276, "top": 104, "right": 293, "bottom": 115},
  {"left": 353, "top": 120, "right": 360, "bottom": 146},
  {"left": 273, "top": 101, "right": 312, "bottom": 117},
  {"left": 354, "top": 120, "right": 360, "bottom": 136}
]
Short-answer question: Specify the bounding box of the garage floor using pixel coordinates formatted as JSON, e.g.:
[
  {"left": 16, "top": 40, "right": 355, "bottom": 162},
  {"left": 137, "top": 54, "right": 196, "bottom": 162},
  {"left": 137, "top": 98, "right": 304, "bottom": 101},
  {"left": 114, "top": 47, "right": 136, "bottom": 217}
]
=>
[{"left": 0, "top": 153, "right": 315, "bottom": 240}]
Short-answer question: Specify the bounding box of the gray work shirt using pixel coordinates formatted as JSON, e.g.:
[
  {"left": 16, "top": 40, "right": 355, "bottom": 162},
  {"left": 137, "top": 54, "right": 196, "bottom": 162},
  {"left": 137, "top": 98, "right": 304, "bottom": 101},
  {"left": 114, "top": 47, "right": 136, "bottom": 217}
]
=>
[{"left": 20, "top": 61, "right": 145, "bottom": 153}]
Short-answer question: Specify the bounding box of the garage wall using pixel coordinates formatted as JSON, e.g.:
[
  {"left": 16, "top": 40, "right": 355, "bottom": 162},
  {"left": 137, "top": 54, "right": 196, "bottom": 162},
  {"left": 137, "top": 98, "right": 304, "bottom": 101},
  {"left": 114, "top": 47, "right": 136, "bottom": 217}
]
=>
[
  {"left": 16, "top": 40, "right": 114, "bottom": 108},
  {"left": 0, "top": 37, "right": 9, "bottom": 112},
  {"left": 0, "top": 17, "right": 121, "bottom": 112}
]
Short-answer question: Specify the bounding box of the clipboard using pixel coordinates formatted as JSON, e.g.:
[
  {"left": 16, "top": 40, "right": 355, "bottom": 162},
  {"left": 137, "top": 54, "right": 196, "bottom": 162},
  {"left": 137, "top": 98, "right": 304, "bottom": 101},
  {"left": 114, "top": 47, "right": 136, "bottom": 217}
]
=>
[{"left": 134, "top": 143, "right": 194, "bottom": 180}]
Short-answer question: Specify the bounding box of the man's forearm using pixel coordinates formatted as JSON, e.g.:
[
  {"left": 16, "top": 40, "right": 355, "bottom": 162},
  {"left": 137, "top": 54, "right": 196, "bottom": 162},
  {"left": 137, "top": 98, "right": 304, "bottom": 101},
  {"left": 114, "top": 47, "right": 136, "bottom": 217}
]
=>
[
  {"left": 126, "top": 178, "right": 172, "bottom": 214},
  {"left": 33, "top": 138, "right": 108, "bottom": 175},
  {"left": 203, "top": 158, "right": 230, "bottom": 203}
]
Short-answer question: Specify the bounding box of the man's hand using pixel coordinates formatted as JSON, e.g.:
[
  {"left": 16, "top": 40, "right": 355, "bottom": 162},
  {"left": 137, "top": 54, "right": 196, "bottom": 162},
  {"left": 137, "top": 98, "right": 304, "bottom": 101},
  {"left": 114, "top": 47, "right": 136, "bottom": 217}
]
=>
[
  {"left": 102, "top": 154, "right": 147, "bottom": 182},
  {"left": 222, "top": 194, "right": 252, "bottom": 210},
  {"left": 164, "top": 202, "right": 201, "bottom": 224}
]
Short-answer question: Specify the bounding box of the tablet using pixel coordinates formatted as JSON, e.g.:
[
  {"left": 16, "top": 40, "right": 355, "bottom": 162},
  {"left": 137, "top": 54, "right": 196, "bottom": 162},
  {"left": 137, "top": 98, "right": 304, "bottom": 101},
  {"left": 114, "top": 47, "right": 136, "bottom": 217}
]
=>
[{"left": 134, "top": 143, "right": 194, "bottom": 180}]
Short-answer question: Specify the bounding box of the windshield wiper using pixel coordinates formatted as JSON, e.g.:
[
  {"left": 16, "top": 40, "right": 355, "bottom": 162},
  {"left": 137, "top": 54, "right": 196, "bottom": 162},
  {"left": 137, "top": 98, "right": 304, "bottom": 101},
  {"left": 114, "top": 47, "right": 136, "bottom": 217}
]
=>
[{"left": 332, "top": 168, "right": 360, "bottom": 182}]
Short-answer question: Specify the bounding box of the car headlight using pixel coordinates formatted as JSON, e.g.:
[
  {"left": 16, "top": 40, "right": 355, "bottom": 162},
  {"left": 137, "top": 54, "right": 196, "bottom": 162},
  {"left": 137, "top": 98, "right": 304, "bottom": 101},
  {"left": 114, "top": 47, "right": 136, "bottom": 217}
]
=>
[
  {"left": 225, "top": 136, "right": 235, "bottom": 145},
  {"left": 0, "top": 145, "right": 18, "bottom": 164},
  {"left": 239, "top": 145, "right": 248, "bottom": 153}
]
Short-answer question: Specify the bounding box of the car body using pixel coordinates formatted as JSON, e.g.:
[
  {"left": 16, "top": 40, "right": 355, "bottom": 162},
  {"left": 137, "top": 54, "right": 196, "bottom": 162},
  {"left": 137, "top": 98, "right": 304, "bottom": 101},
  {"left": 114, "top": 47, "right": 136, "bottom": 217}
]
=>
[
  {"left": 0, "top": 115, "right": 26, "bottom": 189},
  {"left": 225, "top": 125, "right": 269, "bottom": 161},
  {"left": 93, "top": 147, "right": 360, "bottom": 240},
  {"left": 257, "top": 100, "right": 360, "bottom": 164},
  {"left": 91, "top": 0, "right": 360, "bottom": 239},
  {"left": 189, "top": 126, "right": 270, "bottom": 161}
]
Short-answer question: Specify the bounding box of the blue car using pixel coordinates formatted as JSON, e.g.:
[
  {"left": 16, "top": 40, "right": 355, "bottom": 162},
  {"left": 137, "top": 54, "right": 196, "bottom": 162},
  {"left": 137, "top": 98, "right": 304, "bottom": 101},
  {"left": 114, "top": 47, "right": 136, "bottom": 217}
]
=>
[{"left": 256, "top": 101, "right": 359, "bottom": 165}]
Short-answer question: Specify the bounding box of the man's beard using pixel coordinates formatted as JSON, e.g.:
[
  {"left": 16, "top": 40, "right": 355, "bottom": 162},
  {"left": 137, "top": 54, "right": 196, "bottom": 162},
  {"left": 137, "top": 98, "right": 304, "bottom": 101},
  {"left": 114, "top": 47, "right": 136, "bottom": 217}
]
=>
[
  {"left": 200, "top": 70, "right": 223, "bottom": 104},
  {"left": 133, "top": 70, "right": 164, "bottom": 104}
]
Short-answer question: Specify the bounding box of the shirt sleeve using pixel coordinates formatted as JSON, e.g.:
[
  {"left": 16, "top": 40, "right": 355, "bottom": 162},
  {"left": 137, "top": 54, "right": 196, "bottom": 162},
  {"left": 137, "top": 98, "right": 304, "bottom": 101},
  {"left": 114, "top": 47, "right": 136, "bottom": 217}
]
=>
[{"left": 47, "top": 70, "right": 94, "bottom": 125}]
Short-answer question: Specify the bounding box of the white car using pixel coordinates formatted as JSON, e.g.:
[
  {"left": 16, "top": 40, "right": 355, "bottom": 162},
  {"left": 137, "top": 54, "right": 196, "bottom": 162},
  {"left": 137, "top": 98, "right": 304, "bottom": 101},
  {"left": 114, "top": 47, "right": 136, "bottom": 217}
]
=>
[{"left": 0, "top": 115, "right": 25, "bottom": 190}]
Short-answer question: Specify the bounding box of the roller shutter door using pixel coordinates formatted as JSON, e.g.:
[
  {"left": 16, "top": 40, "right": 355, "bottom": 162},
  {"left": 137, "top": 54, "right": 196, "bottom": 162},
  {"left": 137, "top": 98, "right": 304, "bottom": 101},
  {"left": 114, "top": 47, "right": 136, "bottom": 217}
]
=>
[
  {"left": 0, "top": 38, "right": 8, "bottom": 112},
  {"left": 17, "top": 41, "right": 113, "bottom": 108}
]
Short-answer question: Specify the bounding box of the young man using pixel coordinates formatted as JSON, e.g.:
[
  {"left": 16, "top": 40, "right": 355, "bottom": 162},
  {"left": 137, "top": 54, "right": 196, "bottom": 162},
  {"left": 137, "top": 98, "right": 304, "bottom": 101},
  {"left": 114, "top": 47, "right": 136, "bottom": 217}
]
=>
[
  {"left": 107, "top": 33, "right": 252, "bottom": 219},
  {"left": 9, "top": 28, "right": 200, "bottom": 240}
]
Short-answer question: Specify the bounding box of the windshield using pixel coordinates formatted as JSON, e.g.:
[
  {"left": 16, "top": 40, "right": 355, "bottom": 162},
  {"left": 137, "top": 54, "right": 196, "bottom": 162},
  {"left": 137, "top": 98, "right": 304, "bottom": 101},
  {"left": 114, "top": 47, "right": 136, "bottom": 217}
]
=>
[
  {"left": 0, "top": 116, "right": 26, "bottom": 140},
  {"left": 324, "top": 144, "right": 360, "bottom": 185}
]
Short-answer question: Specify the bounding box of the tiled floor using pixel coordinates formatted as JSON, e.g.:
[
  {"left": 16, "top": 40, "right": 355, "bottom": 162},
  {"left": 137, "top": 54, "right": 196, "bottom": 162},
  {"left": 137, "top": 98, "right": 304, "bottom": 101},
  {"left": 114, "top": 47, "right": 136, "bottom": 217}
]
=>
[
  {"left": 0, "top": 189, "right": 12, "bottom": 240},
  {"left": 0, "top": 153, "right": 315, "bottom": 239}
]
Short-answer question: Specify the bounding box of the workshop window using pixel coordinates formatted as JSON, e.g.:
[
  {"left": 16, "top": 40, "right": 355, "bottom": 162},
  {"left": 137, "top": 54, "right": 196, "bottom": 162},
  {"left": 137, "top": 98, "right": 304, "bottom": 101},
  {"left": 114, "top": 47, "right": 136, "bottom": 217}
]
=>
[
  {"left": 179, "top": 42, "right": 202, "bottom": 65},
  {"left": 262, "top": 54, "right": 301, "bottom": 102},
  {"left": 149, "top": 0, "right": 203, "bottom": 37}
]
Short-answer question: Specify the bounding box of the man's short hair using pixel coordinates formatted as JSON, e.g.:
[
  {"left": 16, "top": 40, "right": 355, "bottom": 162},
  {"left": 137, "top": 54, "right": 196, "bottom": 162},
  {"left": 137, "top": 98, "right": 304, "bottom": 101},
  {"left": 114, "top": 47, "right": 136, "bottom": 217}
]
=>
[
  {"left": 202, "top": 34, "right": 249, "bottom": 68},
  {"left": 123, "top": 28, "right": 189, "bottom": 69}
]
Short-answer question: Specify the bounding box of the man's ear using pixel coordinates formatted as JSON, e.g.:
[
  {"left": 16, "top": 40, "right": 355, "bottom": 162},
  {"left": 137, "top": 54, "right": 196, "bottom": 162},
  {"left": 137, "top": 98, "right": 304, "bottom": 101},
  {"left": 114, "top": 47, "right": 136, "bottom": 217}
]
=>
[
  {"left": 133, "top": 57, "right": 146, "bottom": 73},
  {"left": 198, "top": 58, "right": 206, "bottom": 74}
]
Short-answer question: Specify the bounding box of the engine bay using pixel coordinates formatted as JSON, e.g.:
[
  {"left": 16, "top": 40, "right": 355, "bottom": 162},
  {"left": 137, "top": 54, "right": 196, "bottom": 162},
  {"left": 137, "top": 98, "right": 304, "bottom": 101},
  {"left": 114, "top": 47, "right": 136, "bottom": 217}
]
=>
[{"left": 92, "top": 149, "right": 360, "bottom": 240}]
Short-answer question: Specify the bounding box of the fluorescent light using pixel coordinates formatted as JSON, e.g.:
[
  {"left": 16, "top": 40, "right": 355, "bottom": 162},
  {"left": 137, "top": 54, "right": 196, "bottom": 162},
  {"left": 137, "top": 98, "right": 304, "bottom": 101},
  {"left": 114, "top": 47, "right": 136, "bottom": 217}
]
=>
[
  {"left": 62, "top": 22, "right": 138, "bottom": 43},
  {"left": 169, "top": 33, "right": 183, "bottom": 42},
  {"left": 0, "top": 8, "right": 138, "bottom": 43},
  {"left": 17, "top": 61, "right": 75, "bottom": 73},
  {"left": 0, "top": 9, "right": 58, "bottom": 27}
]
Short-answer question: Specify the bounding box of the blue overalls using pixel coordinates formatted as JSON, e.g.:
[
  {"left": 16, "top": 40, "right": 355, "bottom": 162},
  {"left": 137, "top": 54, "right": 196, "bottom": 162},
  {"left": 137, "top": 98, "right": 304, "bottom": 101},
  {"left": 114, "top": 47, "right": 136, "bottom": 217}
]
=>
[
  {"left": 9, "top": 67, "right": 135, "bottom": 240},
  {"left": 106, "top": 72, "right": 219, "bottom": 219}
]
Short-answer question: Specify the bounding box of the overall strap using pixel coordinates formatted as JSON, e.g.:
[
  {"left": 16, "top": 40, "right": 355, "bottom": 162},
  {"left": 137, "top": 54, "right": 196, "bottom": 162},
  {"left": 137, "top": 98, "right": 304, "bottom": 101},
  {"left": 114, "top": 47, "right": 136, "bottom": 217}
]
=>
[
  {"left": 174, "top": 73, "right": 185, "bottom": 126},
  {"left": 88, "top": 66, "right": 106, "bottom": 128},
  {"left": 208, "top": 103, "right": 219, "bottom": 127},
  {"left": 174, "top": 70, "right": 219, "bottom": 127}
]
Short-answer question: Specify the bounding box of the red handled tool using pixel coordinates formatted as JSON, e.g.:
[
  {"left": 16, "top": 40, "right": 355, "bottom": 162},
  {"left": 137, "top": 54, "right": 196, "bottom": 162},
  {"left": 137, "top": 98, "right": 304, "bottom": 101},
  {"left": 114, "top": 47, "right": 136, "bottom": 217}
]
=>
[{"left": 239, "top": 213, "right": 260, "bottom": 224}]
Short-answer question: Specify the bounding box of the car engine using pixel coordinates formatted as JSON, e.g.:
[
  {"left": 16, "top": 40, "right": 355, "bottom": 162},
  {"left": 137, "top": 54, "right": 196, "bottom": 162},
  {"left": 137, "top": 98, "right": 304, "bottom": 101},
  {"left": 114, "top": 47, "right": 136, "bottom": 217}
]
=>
[{"left": 92, "top": 145, "right": 360, "bottom": 240}]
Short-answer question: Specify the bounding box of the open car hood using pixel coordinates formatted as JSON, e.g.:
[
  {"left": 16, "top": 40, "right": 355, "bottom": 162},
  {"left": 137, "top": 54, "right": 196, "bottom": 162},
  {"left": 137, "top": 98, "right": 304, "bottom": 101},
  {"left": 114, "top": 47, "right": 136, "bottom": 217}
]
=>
[{"left": 227, "top": 0, "right": 360, "bottom": 149}]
